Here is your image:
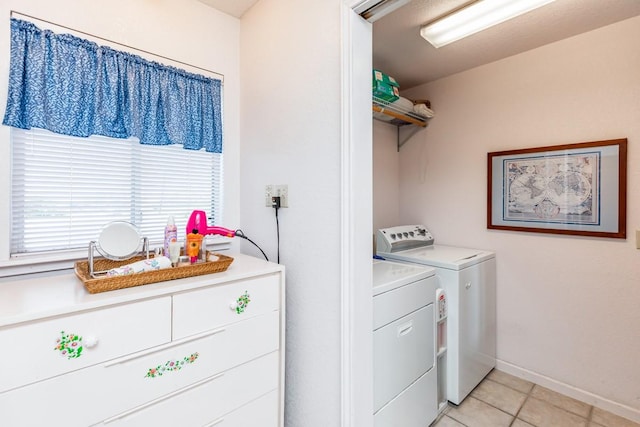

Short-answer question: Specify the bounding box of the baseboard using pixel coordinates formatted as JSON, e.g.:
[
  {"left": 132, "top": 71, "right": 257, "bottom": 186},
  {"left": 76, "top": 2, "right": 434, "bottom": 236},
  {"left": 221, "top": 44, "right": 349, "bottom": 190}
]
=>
[{"left": 495, "top": 359, "right": 640, "bottom": 424}]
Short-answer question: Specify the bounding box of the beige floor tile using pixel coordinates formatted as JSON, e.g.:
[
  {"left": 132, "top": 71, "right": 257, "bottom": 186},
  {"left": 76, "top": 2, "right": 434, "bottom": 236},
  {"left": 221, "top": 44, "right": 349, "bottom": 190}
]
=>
[
  {"left": 530, "top": 385, "right": 592, "bottom": 418},
  {"left": 486, "top": 369, "right": 534, "bottom": 394},
  {"left": 591, "top": 407, "right": 640, "bottom": 427},
  {"left": 447, "top": 396, "right": 513, "bottom": 427},
  {"left": 512, "top": 419, "right": 535, "bottom": 427},
  {"left": 518, "top": 397, "right": 588, "bottom": 427},
  {"left": 471, "top": 378, "right": 527, "bottom": 415},
  {"left": 432, "top": 415, "right": 465, "bottom": 426}
]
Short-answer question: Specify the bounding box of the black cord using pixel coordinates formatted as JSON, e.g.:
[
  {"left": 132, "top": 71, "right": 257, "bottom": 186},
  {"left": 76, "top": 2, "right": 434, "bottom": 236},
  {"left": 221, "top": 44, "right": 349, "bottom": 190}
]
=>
[
  {"left": 275, "top": 204, "right": 280, "bottom": 264},
  {"left": 234, "top": 229, "right": 269, "bottom": 261}
]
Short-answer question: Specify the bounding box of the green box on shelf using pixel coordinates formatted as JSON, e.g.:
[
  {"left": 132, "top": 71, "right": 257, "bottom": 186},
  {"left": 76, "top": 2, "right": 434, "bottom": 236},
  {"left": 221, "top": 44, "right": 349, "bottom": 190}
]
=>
[
  {"left": 373, "top": 80, "right": 400, "bottom": 102},
  {"left": 373, "top": 69, "right": 400, "bottom": 88}
]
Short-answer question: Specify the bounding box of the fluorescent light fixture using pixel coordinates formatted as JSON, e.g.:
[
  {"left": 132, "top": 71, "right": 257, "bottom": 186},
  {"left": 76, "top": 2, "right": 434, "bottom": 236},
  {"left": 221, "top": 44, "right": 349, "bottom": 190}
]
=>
[
  {"left": 420, "top": 0, "right": 556, "bottom": 48},
  {"left": 354, "top": 0, "right": 413, "bottom": 22}
]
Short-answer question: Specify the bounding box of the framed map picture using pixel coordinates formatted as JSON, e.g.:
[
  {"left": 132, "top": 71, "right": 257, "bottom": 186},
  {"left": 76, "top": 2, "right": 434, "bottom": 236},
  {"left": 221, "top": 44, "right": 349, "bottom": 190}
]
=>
[{"left": 487, "top": 139, "right": 627, "bottom": 238}]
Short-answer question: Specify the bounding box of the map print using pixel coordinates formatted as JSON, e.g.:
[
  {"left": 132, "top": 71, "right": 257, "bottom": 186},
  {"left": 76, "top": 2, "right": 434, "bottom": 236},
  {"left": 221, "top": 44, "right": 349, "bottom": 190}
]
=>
[{"left": 504, "top": 152, "right": 600, "bottom": 224}]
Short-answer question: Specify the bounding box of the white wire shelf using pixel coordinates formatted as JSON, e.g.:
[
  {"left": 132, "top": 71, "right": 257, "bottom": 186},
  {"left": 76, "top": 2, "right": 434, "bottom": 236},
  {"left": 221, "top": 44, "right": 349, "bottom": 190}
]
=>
[
  {"left": 372, "top": 96, "right": 433, "bottom": 150},
  {"left": 372, "top": 96, "right": 432, "bottom": 127}
]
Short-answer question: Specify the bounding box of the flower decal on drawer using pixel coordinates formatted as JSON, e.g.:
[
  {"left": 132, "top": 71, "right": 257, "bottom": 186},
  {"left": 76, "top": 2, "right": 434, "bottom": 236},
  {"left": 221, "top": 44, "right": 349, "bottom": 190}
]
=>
[
  {"left": 54, "top": 331, "right": 83, "bottom": 359},
  {"left": 145, "top": 352, "right": 199, "bottom": 378},
  {"left": 235, "top": 291, "right": 251, "bottom": 314}
]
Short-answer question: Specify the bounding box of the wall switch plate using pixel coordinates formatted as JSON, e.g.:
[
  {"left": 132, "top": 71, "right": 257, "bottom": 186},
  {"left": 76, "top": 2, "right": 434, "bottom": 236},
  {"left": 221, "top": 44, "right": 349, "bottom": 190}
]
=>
[{"left": 265, "top": 185, "right": 289, "bottom": 208}]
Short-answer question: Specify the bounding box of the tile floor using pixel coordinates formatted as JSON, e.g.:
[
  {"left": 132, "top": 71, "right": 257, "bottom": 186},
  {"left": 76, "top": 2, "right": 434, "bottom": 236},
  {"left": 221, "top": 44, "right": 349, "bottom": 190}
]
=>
[{"left": 432, "top": 370, "right": 640, "bottom": 427}]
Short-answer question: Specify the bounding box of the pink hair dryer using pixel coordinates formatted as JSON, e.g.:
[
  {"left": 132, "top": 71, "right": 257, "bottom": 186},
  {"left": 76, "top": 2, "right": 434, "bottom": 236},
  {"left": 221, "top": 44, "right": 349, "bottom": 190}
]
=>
[{"left": 186, "top": 210, "right": 236, "bottom": 238}]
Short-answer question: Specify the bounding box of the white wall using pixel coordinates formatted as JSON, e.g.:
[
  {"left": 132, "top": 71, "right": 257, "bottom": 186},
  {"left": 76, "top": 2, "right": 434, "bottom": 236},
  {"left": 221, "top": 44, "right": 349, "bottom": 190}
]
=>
[
  {"left": 378, "top": 16, "right": 640, "bottom": 421},
  {"left": 372, "top": 120, "right": 402, "bottom": 234},
  {"left": 0, "top": 0, "right": 242, "bottom": 264},
  {"left": 240, "top": 1, "right": 345, "bottom": 425}
]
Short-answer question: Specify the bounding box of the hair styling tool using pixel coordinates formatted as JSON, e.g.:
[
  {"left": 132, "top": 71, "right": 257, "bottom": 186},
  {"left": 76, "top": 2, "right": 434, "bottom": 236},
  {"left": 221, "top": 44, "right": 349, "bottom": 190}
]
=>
[
  {"left": 186, "top": 210, "right": 269, "bottom": 261},
  {"left": 186, "top": 210, "right": 236, "bottom": 237}
]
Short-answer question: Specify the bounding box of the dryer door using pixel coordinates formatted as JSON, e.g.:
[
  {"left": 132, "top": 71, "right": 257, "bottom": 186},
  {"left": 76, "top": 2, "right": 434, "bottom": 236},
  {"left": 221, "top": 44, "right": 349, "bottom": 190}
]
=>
[{"left": 373, "top": 303, "right": 435, "bottom": 412}]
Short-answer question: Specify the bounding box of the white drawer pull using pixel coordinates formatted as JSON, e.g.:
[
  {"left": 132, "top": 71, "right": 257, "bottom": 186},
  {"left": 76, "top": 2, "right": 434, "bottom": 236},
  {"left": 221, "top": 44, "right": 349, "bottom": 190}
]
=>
[
  {"left": 103, "top": 326, "right": 225, "bottom": 367},
  {"left": 397, "top": 321, "right": 413, "bottom": 337},
  {"left": 203, "top": 417, "right": 225, "bottom": 427},
  {"left": 102, "top": 372, "right": 225, "bottom": 424},
  {"left": 84, "top": 335, "right": 99, "bottom": 348}
]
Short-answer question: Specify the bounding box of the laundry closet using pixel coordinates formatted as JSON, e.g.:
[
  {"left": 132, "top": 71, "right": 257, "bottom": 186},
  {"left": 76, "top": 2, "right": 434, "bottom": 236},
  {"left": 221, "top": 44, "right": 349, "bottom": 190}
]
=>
[
  {"left": 367, "top": 0, "right": 640, "bottom": 426},
  {"left": 367, "top": 2, "right": 497, "bottom": 426}
]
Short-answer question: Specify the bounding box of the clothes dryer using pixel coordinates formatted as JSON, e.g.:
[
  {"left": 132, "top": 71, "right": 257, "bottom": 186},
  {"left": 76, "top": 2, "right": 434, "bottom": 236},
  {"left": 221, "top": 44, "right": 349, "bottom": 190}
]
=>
[
  {"left": 372, "top": 259, "right": 438, "bottom": 427},
  {"left": 377, "top": 225, "right": 496, "bottom": 405}
]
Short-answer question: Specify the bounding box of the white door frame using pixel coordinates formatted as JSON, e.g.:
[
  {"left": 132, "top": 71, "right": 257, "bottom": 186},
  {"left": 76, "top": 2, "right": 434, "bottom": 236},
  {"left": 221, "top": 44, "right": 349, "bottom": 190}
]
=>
[{"left": 340, "top": 3, "right": 373, "bottom": 427}]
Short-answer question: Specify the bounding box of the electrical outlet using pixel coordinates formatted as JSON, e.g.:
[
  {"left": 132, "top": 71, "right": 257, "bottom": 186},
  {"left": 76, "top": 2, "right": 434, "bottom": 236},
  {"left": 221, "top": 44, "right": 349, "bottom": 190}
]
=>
[{"left": 265, "top": 184, "right": 289, "bottom": 208}]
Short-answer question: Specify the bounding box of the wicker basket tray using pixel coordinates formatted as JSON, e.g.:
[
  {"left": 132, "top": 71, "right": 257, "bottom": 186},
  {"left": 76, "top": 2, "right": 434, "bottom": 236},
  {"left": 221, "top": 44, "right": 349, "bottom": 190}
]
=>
[{"left": 75, "top": 252, "right": 234, "bottom": 294}]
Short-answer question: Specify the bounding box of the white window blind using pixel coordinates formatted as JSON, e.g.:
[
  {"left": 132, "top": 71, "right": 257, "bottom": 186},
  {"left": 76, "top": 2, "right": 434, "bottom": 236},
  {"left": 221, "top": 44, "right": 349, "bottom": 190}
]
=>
[{"left": 11, "top": 128, "right": 223, "bottom": 257}]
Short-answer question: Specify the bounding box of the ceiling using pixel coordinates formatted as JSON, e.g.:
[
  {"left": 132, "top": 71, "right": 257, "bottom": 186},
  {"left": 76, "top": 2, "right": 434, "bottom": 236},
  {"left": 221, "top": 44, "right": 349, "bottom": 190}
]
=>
[
  {"left": 373, "top": 0, "right": 640, "bottom": 89},
  {"left": 197, "top": 0, "right": 258, "bottom": 18},
  {"left": 199, "top": 0, "right": 640, "bottom": 90}
]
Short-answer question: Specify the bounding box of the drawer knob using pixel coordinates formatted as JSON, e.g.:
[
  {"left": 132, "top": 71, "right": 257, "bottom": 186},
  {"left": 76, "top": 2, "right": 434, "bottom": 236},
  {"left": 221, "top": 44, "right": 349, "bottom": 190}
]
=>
[
  {"left": 230, "top": 291, "right": 251, "bottom": 314},
  {"left": 84, "top": 335, "right": 99, "bottom": 348}
]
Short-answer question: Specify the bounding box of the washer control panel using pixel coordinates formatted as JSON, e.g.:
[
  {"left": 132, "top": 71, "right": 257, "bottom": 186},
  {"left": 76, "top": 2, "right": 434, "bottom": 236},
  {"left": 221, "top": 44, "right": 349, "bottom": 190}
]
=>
[{"left": 376, "top": 225, "right": 434, "bottom": 253}]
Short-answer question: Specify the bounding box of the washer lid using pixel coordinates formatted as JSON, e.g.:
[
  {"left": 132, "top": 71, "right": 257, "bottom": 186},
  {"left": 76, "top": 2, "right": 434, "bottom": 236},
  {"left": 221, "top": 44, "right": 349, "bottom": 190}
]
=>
[
  {"left": 378, "top": 244, "right": 494, "bottom": 270},
  {"left": 372, "top": 259, "right": 435, "bottom": 296}
]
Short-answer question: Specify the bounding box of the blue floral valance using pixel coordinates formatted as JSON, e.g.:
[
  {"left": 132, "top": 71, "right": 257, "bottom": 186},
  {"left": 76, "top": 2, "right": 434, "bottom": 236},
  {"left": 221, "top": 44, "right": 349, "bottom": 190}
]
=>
[{"left": 3, "top": 18, "right": 223, "bottom": 152}]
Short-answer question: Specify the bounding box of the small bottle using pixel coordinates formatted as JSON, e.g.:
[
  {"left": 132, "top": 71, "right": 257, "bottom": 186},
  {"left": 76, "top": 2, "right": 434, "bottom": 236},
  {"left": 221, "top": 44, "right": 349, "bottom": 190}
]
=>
[
  {"left": 168, "top": 241, "right": 181, "bottom": 267},
  {"left": 186, "top": 229, "right": 203, "bottom": 264},
  {"left": 164, "top": 216, "right": 177, "bottom": 257}
]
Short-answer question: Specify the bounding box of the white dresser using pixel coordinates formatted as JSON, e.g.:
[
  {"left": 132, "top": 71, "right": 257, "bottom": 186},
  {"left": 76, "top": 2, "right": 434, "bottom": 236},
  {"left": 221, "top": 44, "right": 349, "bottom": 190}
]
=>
[{"left": 0, "top": 253, "right": 285, "bottom": 427}]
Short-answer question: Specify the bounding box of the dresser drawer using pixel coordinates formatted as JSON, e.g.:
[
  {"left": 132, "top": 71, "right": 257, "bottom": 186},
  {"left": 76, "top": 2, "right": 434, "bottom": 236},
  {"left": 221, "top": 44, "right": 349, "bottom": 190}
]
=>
[
  {"left": 173, "top": 273, "right": 281, "bottom": 339},
  {"left": 0, "top": 311, "right": 280, "bottom": 427},
  {"left": 93, "top": 353, "right": 280, "bottom": 426},
  {"left": 0, "top": 297, "right": 171, "bottom": 393},
  {"left": 206, "top": 389, "right": 279, "bottom": 427}
]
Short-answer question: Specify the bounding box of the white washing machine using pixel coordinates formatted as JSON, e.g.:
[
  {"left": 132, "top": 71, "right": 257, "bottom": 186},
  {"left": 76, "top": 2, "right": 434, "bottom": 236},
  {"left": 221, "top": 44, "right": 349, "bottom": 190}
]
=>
[
  {"left": 376, "top": 225, "right": 497, "bottom": 405},
  {"left": 372, "top": 259, "right": 439, "bottom": 427}
]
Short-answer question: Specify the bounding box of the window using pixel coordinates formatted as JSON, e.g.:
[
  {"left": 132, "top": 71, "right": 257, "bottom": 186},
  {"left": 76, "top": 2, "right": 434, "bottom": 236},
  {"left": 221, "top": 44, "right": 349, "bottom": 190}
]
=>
[
  {"left": 11, "top": 127, "right": 223, "bottom": 257},
  {"left": 3, "top": 18, "right": 225, "bottom": 262}
]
